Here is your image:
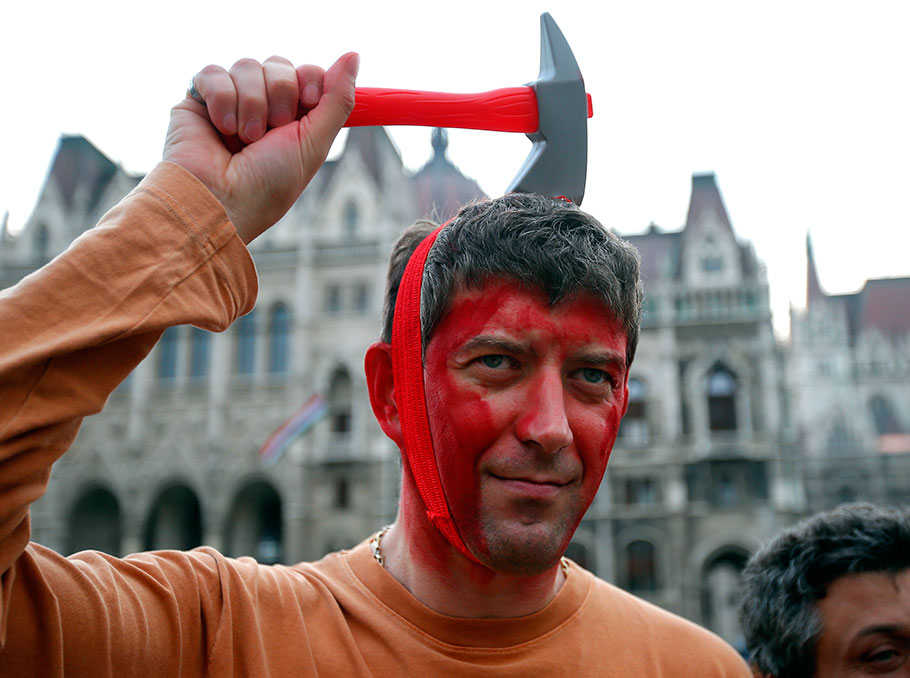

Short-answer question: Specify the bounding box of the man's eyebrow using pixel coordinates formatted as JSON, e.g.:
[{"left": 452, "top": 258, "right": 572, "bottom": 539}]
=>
[
  {"left": 458, "top": 335, "right": 527, "bottom": 355},
  {"left": 857, "top": 624, "right": 910, "bottom": 638},
  {"left": 573, "top": 349, "right": 627, "bottom": 367}
]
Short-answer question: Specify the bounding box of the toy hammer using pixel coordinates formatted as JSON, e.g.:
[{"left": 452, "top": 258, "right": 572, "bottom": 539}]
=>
[{"left": 344, "top": 13, "right": 592, "bottom": 205}]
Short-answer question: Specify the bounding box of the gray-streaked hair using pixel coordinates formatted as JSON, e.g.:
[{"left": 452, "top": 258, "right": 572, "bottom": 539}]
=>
[
  {"left": 739, "top": 502, "right": 910, "bottom": 678},
  {"left": 381, "top": 193, "right": 644, "bottom": 366}
]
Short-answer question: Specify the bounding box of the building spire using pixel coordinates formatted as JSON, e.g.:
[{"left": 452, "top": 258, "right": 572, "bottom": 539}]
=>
[
  {"left": 806, "top": 232, "right": 825, "bottom": 307},
  {"left": 431, "top": 128, "right": 448, "bottom": 164}
]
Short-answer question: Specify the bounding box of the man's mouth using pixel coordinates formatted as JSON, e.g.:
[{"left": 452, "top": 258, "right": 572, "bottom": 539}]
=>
[{"left": 489, "top": 473, "right": 570, "bottom": 499}]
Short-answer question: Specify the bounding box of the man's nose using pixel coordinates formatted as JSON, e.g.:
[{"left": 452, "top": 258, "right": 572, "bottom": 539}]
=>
[{"left": 514, "top": 369, "right": 573, "bottom": 454}]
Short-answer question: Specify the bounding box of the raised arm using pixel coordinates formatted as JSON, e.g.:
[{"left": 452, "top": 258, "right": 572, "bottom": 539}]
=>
[{"left": 0, "top": 54, "right": 358, "bottom": 662}]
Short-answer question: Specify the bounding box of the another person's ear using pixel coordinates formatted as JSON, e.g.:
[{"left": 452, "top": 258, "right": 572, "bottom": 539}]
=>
[{"left": 364, "top": 342, "right": 403, "bottom": 446}]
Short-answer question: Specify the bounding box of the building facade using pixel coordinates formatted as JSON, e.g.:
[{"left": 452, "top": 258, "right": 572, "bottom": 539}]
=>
[{"left": 9, "top": 134, "right": 906, "bottom": 649}]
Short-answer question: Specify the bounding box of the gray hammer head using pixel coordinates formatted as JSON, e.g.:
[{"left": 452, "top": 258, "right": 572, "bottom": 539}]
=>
[{"left": 506, "top": 13, "right": 589, "bottom": 205}]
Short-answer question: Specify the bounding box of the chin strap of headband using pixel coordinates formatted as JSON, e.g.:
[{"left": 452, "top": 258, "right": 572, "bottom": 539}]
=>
[{"left": 391, "top": 224, "right": 482, "bottom": 564}]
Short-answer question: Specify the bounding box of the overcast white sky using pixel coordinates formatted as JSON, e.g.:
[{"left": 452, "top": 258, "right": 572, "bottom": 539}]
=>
[{"left": 2, "top": 0, "right": 908, "bottom": 335}]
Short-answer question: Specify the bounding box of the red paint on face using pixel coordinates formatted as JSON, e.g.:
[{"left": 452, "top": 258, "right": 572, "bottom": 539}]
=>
[{"left": 422, "top": 278, "right": 629, "bottom": 574}]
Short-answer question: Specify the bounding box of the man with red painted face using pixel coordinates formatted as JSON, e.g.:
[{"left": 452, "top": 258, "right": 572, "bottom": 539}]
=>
[{"left": 0, "top": 56, "right": 750, "bottom": 676}]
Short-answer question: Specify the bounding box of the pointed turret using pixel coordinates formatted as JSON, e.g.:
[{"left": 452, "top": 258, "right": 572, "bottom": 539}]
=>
[
  {"left": 806, "top": 233, "right": 825, "bottom": 307},
  {"left": 683, "top": 173, "right": 734, "bottom": 235}
]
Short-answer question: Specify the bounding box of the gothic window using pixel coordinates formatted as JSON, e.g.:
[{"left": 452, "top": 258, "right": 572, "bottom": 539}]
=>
[
  {"left": 33, "top": 223, "right": 50, "bottom": 262},
  {"left": 619, "top": 377, "right": 649, "bottom": 445},
  {"left": 353, "top": 283, "right": 369, "bottom": 313},
  {"left": 700, "top": 235, "right": 725, "bottom": 273},
  {"left": 235, "top": 310, "right": 257, "bottom": 375},
  {"left": 622, "top": 477, "right": 657, "bottom": 505},
  {"left": 189, "top": 328, "right": 211, "bottom": 380},
  {"left": 869, "top": 395, "right": 903, "bottom": 435},
  {"left": 328, "top": 368, "right": 353, "bottom": 435},
  {"left": 324, "top": 285, "right": 342, "bottom": 314},
  {"left": 626, "top": 540, "right": 658, "bottom": 591},
  {"left": 157, "top": 326, "right": 179, "bottom": 380},
  {"left": 334, "top": 476, "right": 350, "bottom": 509},
  {"left": 707, "top": 365, "right": 737, "bottom": 431},
  {"left": 342, "top": 200, "right": 359, "bottom": 237},
  {"left": 268, "top": 303, "right": 292, "bottom": 374}
]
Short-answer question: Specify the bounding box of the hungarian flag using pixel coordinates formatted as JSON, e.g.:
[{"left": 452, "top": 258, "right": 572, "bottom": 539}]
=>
[{"left": 258, "top": 394, "right": 328, "bottom": 465}]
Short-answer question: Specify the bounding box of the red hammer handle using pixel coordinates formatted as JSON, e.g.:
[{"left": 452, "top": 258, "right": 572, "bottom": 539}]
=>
[{"left": 346, "top": 86, "right": 557, "bottom": 133}]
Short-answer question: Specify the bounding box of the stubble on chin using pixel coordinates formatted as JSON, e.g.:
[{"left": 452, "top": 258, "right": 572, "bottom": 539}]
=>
[{"left": 474, "top": 509, "right": 579, "bottom": 576}]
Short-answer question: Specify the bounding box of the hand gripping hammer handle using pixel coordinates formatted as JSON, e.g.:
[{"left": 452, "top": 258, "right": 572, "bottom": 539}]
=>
[{"left": 345, "top": 86, "right": 593, "bottom": 134}]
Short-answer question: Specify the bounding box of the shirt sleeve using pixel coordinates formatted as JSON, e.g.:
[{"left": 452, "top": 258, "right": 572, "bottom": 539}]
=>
[{"left": 0, "top": 161, "right": 258, "bottom": 670}]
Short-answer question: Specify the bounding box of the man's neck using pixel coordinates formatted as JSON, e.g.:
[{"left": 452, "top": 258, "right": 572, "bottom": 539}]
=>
[{"left": 378, "top": 517, "right": 567, "bottom": 619}]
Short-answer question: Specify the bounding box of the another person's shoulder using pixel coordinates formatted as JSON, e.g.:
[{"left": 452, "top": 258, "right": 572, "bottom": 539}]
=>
[{"left": 580, "top": 569, "right": 751, "bottom": 676}]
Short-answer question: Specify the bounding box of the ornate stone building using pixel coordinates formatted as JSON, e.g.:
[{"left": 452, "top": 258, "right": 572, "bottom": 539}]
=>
[
  {"left": 14, "top": 136, "right": 905, "bottom": 651},
  {"left": 789, "top": 238, "right": 910, "bottom": 510}
]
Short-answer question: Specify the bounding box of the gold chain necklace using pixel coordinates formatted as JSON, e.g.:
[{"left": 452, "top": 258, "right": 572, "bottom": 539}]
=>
[{"left": 369, "top": 526, "right": 570, "bottom": 575}]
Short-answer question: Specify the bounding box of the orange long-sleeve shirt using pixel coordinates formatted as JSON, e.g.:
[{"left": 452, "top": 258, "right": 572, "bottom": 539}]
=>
[{"left": 0, "top": 163, "right": 751, "bottom": 677}]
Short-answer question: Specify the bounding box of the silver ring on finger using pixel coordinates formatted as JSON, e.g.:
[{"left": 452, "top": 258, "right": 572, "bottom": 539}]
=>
[{"left": 187, "top": 78, "right": 206, "bottom": 105}]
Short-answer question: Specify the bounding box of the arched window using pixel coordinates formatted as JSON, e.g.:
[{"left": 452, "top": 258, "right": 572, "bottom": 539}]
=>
[
  {"left": 707, "top": 365, "right": 737, "bottom": 431},
  {"left": 33, "top": 223, "right": 50, "bottom": 262},
  {"left": 189, "top": 328, "right": 211, "bottom": 380},
  {"left": 342, "top": 200, "right": 359, "bottom": 236},
  {"left": 235, "top": 310, "right": 257, "bottom": 375},
  {"left": 268, "top": 303, "right": 292, "bottom": 374},
  {"left": 626, "top": 540, "right": 658, "bottom": 591},
  {"left": 869, "top": 395, "right": 903, "bottom": 435},
  {"left": 328, "top": 368, "right": 353, "bottom": 435},
  {"left": 67, "top": 486, "right": 121, "bottom": 556},
  {"left": 619, "top": 377, "right": 649, "bottom": 445},
  {"left": 225, "top": 480, "right": 283, "bottom": 564},
  {"left": 157, "top": 326, "right": 179, "bottom": 380},
  {"left": 144, "top": 483, "right": 203, "bottom": 551}
]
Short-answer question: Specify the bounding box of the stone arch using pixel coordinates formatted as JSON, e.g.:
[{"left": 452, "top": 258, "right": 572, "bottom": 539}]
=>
[
  {"left": 224, "top": 478, "right": 283, "bottom": 564},
  {"left": 700, "top": 546, "right": 751, "bottom": 649},
  {"left": 66, "top": 483, "right": 122, "bottom": 556},
  {"left": 565, "top": 525, "right": 596, "bottom": 571},
  {"left": 143, "top": 480, "right": 203, "bottom": 551}
]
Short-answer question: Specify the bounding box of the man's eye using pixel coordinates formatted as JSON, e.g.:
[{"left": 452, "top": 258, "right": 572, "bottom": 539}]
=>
[
  {"left": 579, "top": 368, "right": 610, "bottom": 385},
  {"left": 863, "top": 647, "right": 905, "bottom": 669},
  {"left": 480, "top": 355, "right": 507, "bottom": 369}
]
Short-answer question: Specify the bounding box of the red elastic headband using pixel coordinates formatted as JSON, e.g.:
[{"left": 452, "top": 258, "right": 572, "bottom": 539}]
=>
[{"left": 390, "top": 224, "right": 482, "bottom": 564}]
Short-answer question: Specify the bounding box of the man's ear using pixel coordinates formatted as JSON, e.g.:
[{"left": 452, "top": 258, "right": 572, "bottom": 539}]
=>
[{"left": 364, "top": 342, "right": 403, "bottom": 446}]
